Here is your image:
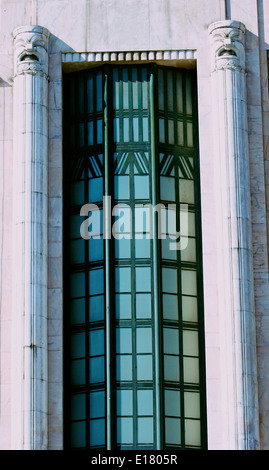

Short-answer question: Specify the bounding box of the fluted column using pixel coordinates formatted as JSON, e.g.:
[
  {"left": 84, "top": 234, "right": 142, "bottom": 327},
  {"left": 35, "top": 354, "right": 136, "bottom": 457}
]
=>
[
  {"left": 209, "top": 20, "right": 259, "bottom": 449},
  {"left": 12, "top": 25, "right": 50, "bottom": 449}
]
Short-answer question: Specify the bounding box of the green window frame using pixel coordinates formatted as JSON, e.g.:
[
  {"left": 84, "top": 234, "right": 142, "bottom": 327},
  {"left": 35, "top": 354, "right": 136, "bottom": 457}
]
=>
[{"left": 63, "top": 64, "right": 207, "bottom": 450}]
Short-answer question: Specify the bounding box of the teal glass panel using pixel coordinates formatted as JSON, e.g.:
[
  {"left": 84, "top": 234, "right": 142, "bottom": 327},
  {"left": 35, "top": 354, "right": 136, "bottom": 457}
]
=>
[
  {"left": 160, "top": 176, "right": 175, "bottom": 202},
  {"left": 177, "top": 120, "right": 184, "bottom": 145},
  {"left": 70, "top": 214, "right": 83, "bottom": 239},
  {"left": 89, "top": 236, "right": 104, "bottom": 262},
  {"left": 90, "top": 419, "right": 105, "bottom": 446},
  {"left": 167, "top": 70, "right": 174, "bottom": 112},
  {"left": 138, "top": 417, "right": 154, "bottom": 443},
  {"left": 89, "top": 295, "right": 104, "bottom": 322},
  {"left": 134, "top": 175, "right": 149, "bottom": 200},
  {"left": 141, "top": 68, "right": 148, "bottom": 109},
  {"left": 115, "top": 293, "right": 132, "bottom": 319},
  {"left": 165, "top": 418, "right": 181, "bottom": 445},
  {"left": 142, "top": 117, "right": 149, "bottom": 141},
  {"left": 114, "top": 175, "right": 130, "bottom": 200},
  {"left": 71, "top": 422, "right": 86, "bottom": 448},
  {"left": 122, "top": 68, "right": 129, "bottom": 109},
  {"left": 161, "top": 237, "right": 177, "bottom": 261},
  {"left": 136, "top": 328, "right": 152, "bottom": 353},
  {"left": 123, "top": 118, "right": 129, "bottom": 142},
  {"left": 135, "top": 267, "right": 151, "bottom": 292},
  {"left": 88, "top": 177, "right": 103, "bottom": 203},
  {"left": 70, "top": 298, "right": 85, "bottom": 324},
  {"left": 89, "top": 329, "right": 104, "bottom": 356},
  {"left": 71, "top": 181, "right": 84, "bottom": 205},
  {"left": 162, "top": 294, "right": 178, "bottom": 321},
  {"left": 162, "top": 267, "right": 178, "bottom": 294},
  {"left": 88, "top": 121, "right": 94, "bottom": 146},
  {"left": 137, "top": 390, "right": 153, "bottom": 415},
  {"left": 181, "top": 238, "right": 196, "bottom": 263},
  {"left": 96, "top": 71, "right": 103, "bottom": 112},
  {"left": 70, "top": 239, "right": 85, "bottom": 264},
  {"left": 159, "top": 118, "right": 165, "bottom": 143},
  {"left": 137, "top": 355, "right": 152, "bottom": 381},
  {"left": 164, "top": 355, "right": 180, "bottom": 382},
  {"left": 185, "top": 420, "right": 201, "bottom": 447},
  {"left": 97, "top": 119, "right": 103, "bottom": 144},
  {"left": 89, "top": 268, "right": 104, "bottom": 296},
  {"left": 117, "top": 417, "right": 133, "bottom": 444},
  {"left": 181, "top": 270, "right": 197, "bottom": 296},
  {"left": 117, "top": 389, "right": 133, "bottom": 416},
  {"left": 71, "top": 393, "right": 86, "bottom": 421},
  {"left": 136, "top": 293, "right": 151, "bottom": 319},
  {"left": 71, "top": 359, "right": 86, "bottom": 385},
  {"left": 116, "top": 355, "right": 133, "bottom": 381},
  {"left": 176, "top": 72, "right": 183, "bottom": 113},
  {"left": 90, "top": 391, "right": 105, "bottom": 418},
  {"left": 133, "top": 117, "right": 139, "bottom": 141},
  {"left": 158, "top": 69, "right": 164, "bottom": 110},
  {"left": 70, "top": 272, "right": 85, "bottom": 298},
  {"left": 115, "top": 267, "right": 131, "bottom": 293},
  {"left": 89, "top": 356, "right": 105, "bottom": 383},
  {"left": 114, "top": 117, "right": 120, "bottom": 142},
  {"left": 113, "top": 68, "right": 120, "bottom": 110},
  {"left": 168, "top": 119, "right": 174, "bottom": 144},
  {"left": 71, "top": 332, "right": 86, "bottom": 358},
  {"left": 135, "top": 238, "right": 150, "bottom": 258},
  {"left": 115, "top": 238, "right": 131, "bottom": 259},
  {"left": 163, "top": 328, "right": 179, "bottom": 355},
  {"left": 116, "top": 328, "right": 132, "bottom": 354},
  {"left": 87, "top": 74, "right": 93, "bottom": 113},
  {"left": 165, "top": 390, "right": 181, "bottom": 417}
]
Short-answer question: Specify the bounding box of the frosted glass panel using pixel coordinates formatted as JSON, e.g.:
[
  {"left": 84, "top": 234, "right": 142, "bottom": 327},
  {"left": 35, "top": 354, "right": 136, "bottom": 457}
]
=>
[
  {"left": 181, "top": 270, "right": 197, "bottom": 296},
  {"left": 183, "top": 357, "right": 199, "bottom": 384},
  {"left": 184, "top": 392, "right": 200, "bottom": 419},
  {"left": 179, "top": 179, "right": 195, "bottom": 204},
  {"left": 182, "top": 296, "right": 198, "bottom": 323},
  {"left": 181, "top": 238, "right": 196, "bottom": 263},
  {"left": 185, "top": 420, "right": 201, "bottom": 447},
  {"left": 183, "top": 330, "right": 199, "bottom": 357}
]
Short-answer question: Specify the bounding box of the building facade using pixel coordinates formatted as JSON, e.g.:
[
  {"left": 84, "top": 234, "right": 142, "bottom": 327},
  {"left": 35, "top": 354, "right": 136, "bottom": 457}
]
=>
[{"left": 0, "top": 0, "right": 268, "bottom": 450}]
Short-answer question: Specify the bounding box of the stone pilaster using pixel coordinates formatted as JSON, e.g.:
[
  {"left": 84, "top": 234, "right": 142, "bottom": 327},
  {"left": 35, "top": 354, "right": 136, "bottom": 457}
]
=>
[
  {"left": 208, "top": 20, "right": 259, "bottom": 449},
  {"left": 12, "top": 25, "right": 50, "bottom": 450}
]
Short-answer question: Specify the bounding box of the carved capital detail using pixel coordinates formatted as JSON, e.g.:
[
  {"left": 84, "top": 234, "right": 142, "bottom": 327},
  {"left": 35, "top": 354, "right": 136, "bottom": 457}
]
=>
[
  {"left": 13, "top": 25, "right": 50, "bottom": 79},
  {"left": 208, "top": 20, "right": 246, "bottom": 73}
]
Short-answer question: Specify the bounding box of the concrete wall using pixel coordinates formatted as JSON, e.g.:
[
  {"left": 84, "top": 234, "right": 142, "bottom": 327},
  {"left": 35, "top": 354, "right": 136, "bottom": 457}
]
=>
[{"left": 0, "top": 0, "right": 268, "bottom": 450}]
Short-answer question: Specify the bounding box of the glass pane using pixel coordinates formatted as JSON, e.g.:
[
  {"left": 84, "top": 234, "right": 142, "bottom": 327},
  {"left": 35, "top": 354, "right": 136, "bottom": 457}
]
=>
[
  {"left": 96, "top": 71, "right": 103, "bottom": 112},
  {"left": 187, "top": 122, "right": 194, "bottom": 147},
  {"left": 142, "top": 117, "right": 149, "bottom": 141},
  {"left": 87, "top": 74, "right": 93, "bottom": 113},
  {"left": 188, "top": 212, "right": 196, "bottom": 237},
  {"left": 122, "top": 68, "right": 129, "bottom": 109},
  {"left": 71, "top": 332, "right": 85, "bottom": 358},
  {"left": 177, "top": 120, "right": 184, "bottom": 145},
  {"left": 164, "top": 355, "right": 180, "bottom": 382},
  {"left": 133, "top": 117, "right": 139, "bottom": 141},
  {"left": 115, "top": 267, "right": 131, "bottom": 292},
  {"left": 186, "top": 75, "right": 192, "bottom": 115},
  {"left": 71, "top": 359, "right": 86, "bottom": 385},
  {"left": 79, "top": 123, "right": 84, "bottom": 147},
  {"left": 136, "top": 293, "right": 151, "bottom": 319},
  {"left": 71, "top": 421, "right": 86, "bottom": 448},
  {"left": 135, "top": 239, "right": 150, "bottom": 259},
  {"left": 71, "top": 394, "right": 86, "bottom": 421},
  {"left": 181, "top": 238, "right": 196, "bottom": 263},
  {"left": 117, "top": 389, "right": 133, "bottom": 416},
  {"left": 165, "top": 418, "right": 181, "bottom": 445},
  {"left": 181, "top": 270, "right": 197, "bottom": 296},
  {"left": 89, "top": 329, "right": 104, "bottom": 357},
  {"left": 90, "top": 391, "right": 105, "bottom": 418},
  {"left": 162, "top": 294, "right": 178, "bottom": 321},
  {"left": 134, "top": 175, "right": 149, "bottom": 199},
  {"left": 117, "top": 417, "right": 133, "bottom": 444},
  {"left": 71, "top": 181, "right": 84, "bottom": 205},
  {"left": 89, "top": 356, "right": 105, "bottom": 383},
  {"left": 161, "top": 237, "right": 177, "bottom": 261},
  {"left": 179, "top": 179, "right": 195, "bottom": 204},
  {"left": 114, "top": 117, "right": 120, "bottom": 142},
  {"left": 185, "top": 420, "right": 201, "bottom": 447},
  {"left": 184, "top": 392, "right": 200, "bottom": 419},
  {"left": 116, "top": 328, "right": 132, "bottom": 354},
  {"left": 90, "top": 419, "right": 105, "bottom": 446},
  {"left": 89, "top": 295, "right": 104, "bottom": 322},
  {"left": 136, "top": 267, "right": 151, "bottom": 292},
  {"left": 115, "top": 294, "right": 132, "bottom": 319},
  {"left": 123, "top": 118, "right": 129, "bottom": 142},
  {"left": 163, "top": 328, "right": 179, "bottom": 355},
  {"left": 117, "top": 355, "right": 133, "bottom": 381},
  {"left": 176, "top": 72, "right": 183, "bottom": 113},
  {"left": 132, "top": 68, "right": 138, "bottom": 108},
  {"left": 167, "top": 70, "right": 174, "bottom": 112},
  {"left": 137, "top": 390, "right": 153, "bottom": 415},
  {"left": 89, "top": 268, "right": 104, "bottom": 295},
  {"left": 88, "top": 177, "right": 103, "bottom": 203},
  {"left": 160, "top": 176, "right": 175, "bottom": 202},
  {"left": 183, "top": 357, "right": 199, "bottom": 384},
  {"left": 113, "top": 68, "right": 119, "bottom": 110},
  {"left": 115, "top": 238, "right": 131, "bottom": 259},
  {"left": 97, "top": 119, "right": 103, "bottom": 144},
  {"left": 136, "top": 328, "right": 152, "bottom": 353},
  {"left": 159, "top": 118, "right": 165, "bottom": 143},
  {"left": 183, "top": 330, "right": 199, "bottom": 357},
  {"left": 114, "top": 175, "right": 130, "bottom": 200},
  {"left": 162, "top": 267, "right": 178, "bottom": 294},
  {"left": 137, "top": 355, "right": 152, "bottom": 381},
  {"left": 70, "top": 298, "right": 85, "bottom": 324},
  {"left": 158, "top": 69, "right": 164, "bottom": 110},
  {"left": 88, "top": 121, "right": 94, "bottom": 146},
  {"left": 70, "top": 214, "right": 83, "bottom": 239},
  {"left": 138, "top": 417, "right": 154, "bottom": 443},
  {"left": 182, "top": 296, "right": 198, "bottom": 323},
  {"left": 165, "top": 390, "right": 180, "bottom": 417},
  {"left": 168, "top": 119, "right": 174, "bottom": 144},
  {"left": 89, "top": 236, "right": 104, "bottom": 263},
  {"left": 70, "top": 272, "right": 85, "bottom": 298}
]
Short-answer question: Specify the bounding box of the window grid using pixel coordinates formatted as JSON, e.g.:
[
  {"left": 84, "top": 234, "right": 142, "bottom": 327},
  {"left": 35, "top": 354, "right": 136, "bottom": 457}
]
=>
[{"left": 63, "top": 65, "right": 207, "bottom": 450}]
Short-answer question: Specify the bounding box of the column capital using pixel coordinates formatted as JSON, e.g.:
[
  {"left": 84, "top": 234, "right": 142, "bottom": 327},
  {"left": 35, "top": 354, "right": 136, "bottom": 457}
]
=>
[
  {"left": 208, "top": 20, "right": 246, "bottom": 73},
  {"left": 13, "top": 25, "right": 50, "bottom": 79}
]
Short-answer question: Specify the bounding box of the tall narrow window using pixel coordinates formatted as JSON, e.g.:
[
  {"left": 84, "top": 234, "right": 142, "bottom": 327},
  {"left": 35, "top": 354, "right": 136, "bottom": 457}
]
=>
[{"left": 63, "top": 65, "right": 207, "bottom": 450}]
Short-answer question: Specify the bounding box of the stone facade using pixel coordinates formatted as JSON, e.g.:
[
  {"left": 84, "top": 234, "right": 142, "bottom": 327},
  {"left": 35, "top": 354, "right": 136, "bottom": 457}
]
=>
[{"left": 0, "top": 0, "right": 268, "bottom": 450}]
